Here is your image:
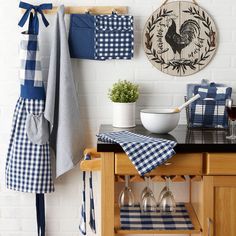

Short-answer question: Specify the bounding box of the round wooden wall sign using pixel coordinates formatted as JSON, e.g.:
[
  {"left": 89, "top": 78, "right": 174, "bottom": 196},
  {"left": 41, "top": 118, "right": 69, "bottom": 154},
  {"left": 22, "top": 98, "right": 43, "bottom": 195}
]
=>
[{"left": 143, "top": 1, "right": 217, "bottom": 76}]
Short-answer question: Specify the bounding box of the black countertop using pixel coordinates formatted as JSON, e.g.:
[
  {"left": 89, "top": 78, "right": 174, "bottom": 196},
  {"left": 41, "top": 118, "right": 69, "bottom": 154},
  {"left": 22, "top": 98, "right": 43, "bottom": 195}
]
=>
[{"left": 97, "top": 125, "right": 236, "bottom": 153}]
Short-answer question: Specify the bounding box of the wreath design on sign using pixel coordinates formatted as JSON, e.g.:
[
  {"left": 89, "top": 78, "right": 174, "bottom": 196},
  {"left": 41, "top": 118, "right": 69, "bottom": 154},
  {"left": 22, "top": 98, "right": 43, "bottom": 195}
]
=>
[{"left": 143, "top": 1, "right": 217, "bottom": 76}]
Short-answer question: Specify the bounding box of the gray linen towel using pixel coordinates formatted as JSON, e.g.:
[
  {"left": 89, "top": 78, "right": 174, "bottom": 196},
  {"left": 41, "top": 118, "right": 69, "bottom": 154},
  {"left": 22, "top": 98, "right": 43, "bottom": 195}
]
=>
[{"left": 45, "top": 5, "right": 84, "bottom": 177}]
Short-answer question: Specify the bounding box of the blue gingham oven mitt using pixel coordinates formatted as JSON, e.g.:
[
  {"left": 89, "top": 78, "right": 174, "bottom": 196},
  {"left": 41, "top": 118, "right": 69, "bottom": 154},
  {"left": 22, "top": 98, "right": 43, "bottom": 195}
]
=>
[{"left": 97, "top": 131, "right": 177, "bottom": 176}]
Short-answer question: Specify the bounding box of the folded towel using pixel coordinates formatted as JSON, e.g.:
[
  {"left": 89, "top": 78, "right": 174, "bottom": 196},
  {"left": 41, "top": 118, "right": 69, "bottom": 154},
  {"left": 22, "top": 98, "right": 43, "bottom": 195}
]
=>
[{"left": 97, "top": 131, "right": 177, "bottom": 176}]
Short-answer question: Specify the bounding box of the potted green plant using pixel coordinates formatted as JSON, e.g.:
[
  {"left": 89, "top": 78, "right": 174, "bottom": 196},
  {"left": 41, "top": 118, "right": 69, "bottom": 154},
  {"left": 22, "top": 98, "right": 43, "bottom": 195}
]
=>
[{"left": 108, "top": 80, "right": 139, "bottom": 128}]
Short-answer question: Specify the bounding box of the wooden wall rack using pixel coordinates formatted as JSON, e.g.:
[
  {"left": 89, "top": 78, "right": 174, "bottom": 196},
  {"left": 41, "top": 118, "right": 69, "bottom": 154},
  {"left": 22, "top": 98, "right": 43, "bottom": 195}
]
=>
[{"left": 22, "top": 6, "right": 128, "bottom": 15}]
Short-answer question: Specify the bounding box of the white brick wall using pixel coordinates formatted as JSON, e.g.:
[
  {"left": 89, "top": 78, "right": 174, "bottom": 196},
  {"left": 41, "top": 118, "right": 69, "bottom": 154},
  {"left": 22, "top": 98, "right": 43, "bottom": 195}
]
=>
[{"left": 0, "top": 0, "right": 235, "bottom": 235}]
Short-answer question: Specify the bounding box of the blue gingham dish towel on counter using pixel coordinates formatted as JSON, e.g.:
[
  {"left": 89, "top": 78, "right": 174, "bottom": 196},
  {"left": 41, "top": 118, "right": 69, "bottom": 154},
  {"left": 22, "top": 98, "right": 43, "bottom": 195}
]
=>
[
  {"left": 94, "top": 14, "right": 134, "bottom": 60},
  {"left": 97, "top": 131, "right": 177, "bottom": 176}
]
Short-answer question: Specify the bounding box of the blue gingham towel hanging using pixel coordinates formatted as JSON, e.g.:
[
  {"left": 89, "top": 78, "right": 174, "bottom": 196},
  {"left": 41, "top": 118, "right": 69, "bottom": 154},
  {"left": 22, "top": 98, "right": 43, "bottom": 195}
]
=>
[
  {"left": 189, "top": 83, "right": 232, "bottom": 128},
  {"left": 79, "top": 170, "right": 86, "bottom": 235},
  {"left": 79, "top": 154, "right": 96, "bottom": 235},
  {"left": 97, "top": 131, "right": 177, "bottom": 176},
  {"left": 94, "top": 14, "right": 134, "bottom": 60},
  {"left": 120, "top": 203, "right": 194, "bottom": 230}
]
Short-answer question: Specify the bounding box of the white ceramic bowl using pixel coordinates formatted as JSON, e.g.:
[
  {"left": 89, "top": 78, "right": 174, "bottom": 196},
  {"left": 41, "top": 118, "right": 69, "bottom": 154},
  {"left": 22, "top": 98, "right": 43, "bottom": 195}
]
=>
[{"left": 140, "top": 109, "right": 180, "bottom": 134}]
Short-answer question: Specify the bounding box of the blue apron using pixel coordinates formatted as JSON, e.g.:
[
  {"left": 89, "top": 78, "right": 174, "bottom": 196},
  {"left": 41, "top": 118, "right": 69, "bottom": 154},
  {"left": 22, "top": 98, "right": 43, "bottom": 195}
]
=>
[{"left": 5, "top": 2, "right": 53, "bottom": 236}]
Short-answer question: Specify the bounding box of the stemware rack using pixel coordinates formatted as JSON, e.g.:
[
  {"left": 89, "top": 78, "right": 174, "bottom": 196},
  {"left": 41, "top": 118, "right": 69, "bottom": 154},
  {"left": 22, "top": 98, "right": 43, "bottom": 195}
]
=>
[
  {"left": 80, "top": 148, "right": 203, "bottom": 182},
  {"left": 116, "top": 175, "right": 202, "bottom": 182}
]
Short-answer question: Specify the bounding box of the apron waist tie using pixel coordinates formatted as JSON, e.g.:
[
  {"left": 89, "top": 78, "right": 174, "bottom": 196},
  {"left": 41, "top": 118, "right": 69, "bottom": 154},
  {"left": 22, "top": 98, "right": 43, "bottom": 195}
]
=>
[{"left": 36, "top": 194, "right": 45, "bottom": 236}]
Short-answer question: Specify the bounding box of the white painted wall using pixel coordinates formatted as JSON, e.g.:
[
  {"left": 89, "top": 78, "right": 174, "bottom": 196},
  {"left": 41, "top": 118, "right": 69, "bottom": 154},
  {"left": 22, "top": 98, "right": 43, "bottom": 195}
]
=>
[{"left": 0, "top": 0, "right": 235, "bottom": 235}]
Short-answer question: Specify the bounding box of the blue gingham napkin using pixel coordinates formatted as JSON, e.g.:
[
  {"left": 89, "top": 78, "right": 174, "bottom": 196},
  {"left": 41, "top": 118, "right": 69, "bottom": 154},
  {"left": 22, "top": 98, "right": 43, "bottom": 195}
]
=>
[{"left": 97, "top": 131, "right": 177, "bottom": 176}]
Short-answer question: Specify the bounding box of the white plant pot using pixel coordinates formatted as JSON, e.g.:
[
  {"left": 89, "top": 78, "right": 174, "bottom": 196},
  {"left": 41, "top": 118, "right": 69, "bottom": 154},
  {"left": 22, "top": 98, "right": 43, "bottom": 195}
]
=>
[{"left": 112, "top": 102, "right": 136, "bottom": 128}]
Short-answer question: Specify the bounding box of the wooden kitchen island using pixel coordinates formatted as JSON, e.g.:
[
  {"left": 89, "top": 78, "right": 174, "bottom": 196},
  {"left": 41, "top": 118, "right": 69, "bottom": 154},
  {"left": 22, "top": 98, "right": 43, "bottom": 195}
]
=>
[{"left": 80, "top": 125, "right": 236, "bottom": 236}]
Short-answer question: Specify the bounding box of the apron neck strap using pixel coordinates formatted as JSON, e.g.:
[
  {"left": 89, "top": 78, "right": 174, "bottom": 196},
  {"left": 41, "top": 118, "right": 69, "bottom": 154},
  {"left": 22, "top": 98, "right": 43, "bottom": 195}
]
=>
[{"left": 18, "top": 1, "right": 52, "bottom": 35}]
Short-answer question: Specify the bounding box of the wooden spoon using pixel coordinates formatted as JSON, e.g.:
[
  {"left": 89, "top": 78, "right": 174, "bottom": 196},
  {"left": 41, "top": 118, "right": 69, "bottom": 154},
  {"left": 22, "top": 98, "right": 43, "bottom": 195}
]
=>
[{"left": 173, "top": 94, "right": 201, "bottom": 113}]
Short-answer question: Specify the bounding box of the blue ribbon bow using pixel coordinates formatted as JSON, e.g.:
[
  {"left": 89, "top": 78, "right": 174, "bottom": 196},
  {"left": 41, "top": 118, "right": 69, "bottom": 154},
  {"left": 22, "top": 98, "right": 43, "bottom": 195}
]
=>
[{"left": 18, "top": 1, "right": 53, "bottom": 35}]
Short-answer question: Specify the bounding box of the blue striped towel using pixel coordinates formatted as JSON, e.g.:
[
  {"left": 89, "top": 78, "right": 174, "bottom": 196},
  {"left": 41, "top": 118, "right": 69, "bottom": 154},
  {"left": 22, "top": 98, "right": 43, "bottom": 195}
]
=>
[{"left": 97, "top": 131, "right": 177, "bottom": 176}]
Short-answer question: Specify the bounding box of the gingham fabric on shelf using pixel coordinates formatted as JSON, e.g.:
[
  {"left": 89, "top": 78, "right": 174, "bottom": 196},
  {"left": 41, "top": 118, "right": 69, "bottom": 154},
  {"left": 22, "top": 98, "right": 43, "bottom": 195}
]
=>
[
  {"left": 94, "top": 14, "right": 134, "bottom": 60},
  {"left": 120, "top": 203, "right": 194, "bottom": 230},
  {"left": 190, "top": 85, "right": 232, "bottom": 128},
  {"left": 97, "top": 131, "right": 177, "bottom": 176}
]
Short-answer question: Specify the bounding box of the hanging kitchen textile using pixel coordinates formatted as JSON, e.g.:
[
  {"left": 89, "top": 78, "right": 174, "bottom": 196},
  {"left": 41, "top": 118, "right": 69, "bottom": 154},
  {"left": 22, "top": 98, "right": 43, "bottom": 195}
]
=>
[
  {"left": 143, "top": 0, "right": 217, "bottom": 76},
  {"left": 69, "top": 13, "right": 95, "bottom": 59},
  {"left": 79, "top": 153, "right": 96, "bottom": 235},
  {"left": 68, "top": 12, "right": 134, "bottom": 60},
  {"left": 5, "top": 2, "right": 53, "bottom": 236},
  {"left": 94, "top": 13, "right": 134, "bottom": 60}
]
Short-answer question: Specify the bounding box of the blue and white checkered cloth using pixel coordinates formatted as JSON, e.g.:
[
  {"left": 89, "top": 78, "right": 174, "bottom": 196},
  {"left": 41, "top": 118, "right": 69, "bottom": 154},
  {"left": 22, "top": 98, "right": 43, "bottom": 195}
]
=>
[
  {"left": 79, "top": 154, "right": 96, "bottom": 235},
  {"left": 95, "top": 14, "right": 134, "bottom": 60},
  {"left": 97, "top": 131, "right": 177, "bottom": 176},
  {"left": 20, "top": 34, "right": 43, "bottom": 87},
  {"left": 120, "top": 203, "right": 194, "bottom": 230},
  {"left": 79, "top": 170, "right": 86, "bottom": 235},
  {"left": 6, "top": 98, "right": 54, "bottom": 193},
  {"left": 5, "top": 33, "right": 54, "bottom": 193},
  {"left": 189, "top": 85, "right": 232, "bottom": 128}
]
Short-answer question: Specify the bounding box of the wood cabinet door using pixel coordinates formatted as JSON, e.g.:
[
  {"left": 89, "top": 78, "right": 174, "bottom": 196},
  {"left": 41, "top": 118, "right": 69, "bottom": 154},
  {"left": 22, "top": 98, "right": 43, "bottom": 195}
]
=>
[{"left": 203, "top": 176, "right": 236, "bottom": 236}]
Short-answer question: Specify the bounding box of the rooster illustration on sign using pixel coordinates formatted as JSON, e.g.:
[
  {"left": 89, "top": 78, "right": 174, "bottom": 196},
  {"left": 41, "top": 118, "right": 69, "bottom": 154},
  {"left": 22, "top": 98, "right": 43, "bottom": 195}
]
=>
[
  {"left": 165, "top": 15, "right": 200, "bottom": 55},
  {"left": 143, "top": 4, "right": 217, "bottom": 76}
]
